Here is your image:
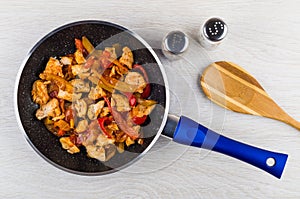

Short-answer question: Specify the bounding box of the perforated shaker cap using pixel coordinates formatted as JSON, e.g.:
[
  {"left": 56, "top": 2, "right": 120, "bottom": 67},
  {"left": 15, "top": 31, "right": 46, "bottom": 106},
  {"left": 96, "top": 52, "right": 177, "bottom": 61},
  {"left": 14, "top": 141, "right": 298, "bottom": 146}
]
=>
[
  {"left": 203, "top": 18, "right": 227, "bottom": 42},
  {"left": 163, "top": 31, "right": 189, "bottom": 55}
]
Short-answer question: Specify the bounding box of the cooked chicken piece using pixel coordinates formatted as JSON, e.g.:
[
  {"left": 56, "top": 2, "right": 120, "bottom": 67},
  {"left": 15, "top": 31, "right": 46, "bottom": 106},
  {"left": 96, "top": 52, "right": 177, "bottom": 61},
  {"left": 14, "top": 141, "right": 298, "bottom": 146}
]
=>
[
  {"left": 74, "top": 99, "right": 87, "bottom": 118},
  {"left": 111, "top": 94, "right": 131, "bottom": 112},
  {"left": 85, "top": 144, "right": 116, "bottom": 162},
  {"left": 35, "top": 98, "right": 61, "bottom": 120},
  {"left": 88, "top": 85, "right": 106, "bottom": 100},
  {"left": 84, "top": 132, "right": 116, "bottom": 161},
  {"left": 60, "top": 55, "right": 73, "bottom": 65},
  {"left": 70, "top": 79, "right": 90, "bottom": 93},
  {"left": 71, "top": 64, "right": 89, "bottom": 75},
  {"left": 81, "top": 122, "right": 100, "bottom": 146},
  {"left": 85, "top": 145, "right": 106, "bottom": 161},
  {"left": 119, "top": 47, "right": 133, "bottom": 69},
  {"left": 71, "top": 64, "right": 90, "bottom": 79},
  {"left": 87, "top": 100, "right": 105, "bottom": 120},
  {"left": 105, "top": 144, "right": 117, "bottom": 161},
  {"left": 39, "top": 73, "right": 73, "bottom": 93},
  {"left": 52, "top": 114, "right": 65, "bottom": 122},
  {"left": 54, "top": 119, "right": 71, "bottom": 131},
  {"left": 57, "top": 89, "right": 82, "bottom": 102},
  {"left": 75, "top": 119, "right": 88, "bottom": 133},
  {"left": 107, "top": 122, "right": 119, "bottom": 131},
  {"left": 60, "top": 137, "right": 80, "bottom": 154},
  {"left": 95, "top": 133, "right": 115, "bottom": 146},
  {"left": 82, "top": 127, "right": 114, "bottom": 146},
  {"left": 131, "top": 104, "right": 156, "bottom": 118},
  {"left": 32, "top": 80, "right": 49, "bottom": 106},
  {"left": 104, "top": 47, "right": 117, "bottom": 60},
  {"left": 100, "top": 107, "right": 110, "bottom": 117},
  {"left": 78, "top": 73, "right": 90, "bottom": 80},
  {"left": 43, "top": 57, "right": 64, "bottom": 77},
  {"left": 74, "top": 49, "right": 86, "bottom": 64},
  {"left": 87, "top": 75, "right": 99, "bottom": 85},
  {"left": 82, "top": 124, "right": 115, "bottom": 162},
  {"left": 124, "top": 72, "right": 147, "bottom": 93},
  {"left": 125, "top": 136, "right": 135, "bottom": 147}
]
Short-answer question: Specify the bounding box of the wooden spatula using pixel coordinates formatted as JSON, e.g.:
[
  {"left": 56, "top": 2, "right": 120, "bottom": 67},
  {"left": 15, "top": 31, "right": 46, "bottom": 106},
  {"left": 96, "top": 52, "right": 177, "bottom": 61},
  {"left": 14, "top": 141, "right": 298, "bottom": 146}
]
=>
[{"left": 200, "top": 61, "right": 300, "bottom": 130}]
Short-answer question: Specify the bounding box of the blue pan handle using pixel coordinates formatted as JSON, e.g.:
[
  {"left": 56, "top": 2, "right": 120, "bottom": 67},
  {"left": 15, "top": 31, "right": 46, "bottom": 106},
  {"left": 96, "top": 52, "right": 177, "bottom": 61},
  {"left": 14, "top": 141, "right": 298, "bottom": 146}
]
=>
[{"left": 172, "top": 116, "right": 288, "bottom": 179}]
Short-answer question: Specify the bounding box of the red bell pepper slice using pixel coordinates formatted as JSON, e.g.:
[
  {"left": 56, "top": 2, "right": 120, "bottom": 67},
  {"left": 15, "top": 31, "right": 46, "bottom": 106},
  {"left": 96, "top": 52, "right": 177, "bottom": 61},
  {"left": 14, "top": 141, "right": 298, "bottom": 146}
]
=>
[
  {"left": 57, "top": 129, "right": 65, "bottom": 137},
  {"left": 132, "top": 115, "right": 147, "bottom": 125},
  {"left": 129, "top": 95, "right": 137, "bottom": 107},
  {"left": 75, "top": 38, "right": 88, "bottom": 56},
  {"left": 123, "top": 92, "right": 137, "bottom": 107},
  {"left": 141, "top": 84, "right": 151, "bottom": 99},
  {"left": 97, "top": 117, "right": 112, "bottom": 138}
]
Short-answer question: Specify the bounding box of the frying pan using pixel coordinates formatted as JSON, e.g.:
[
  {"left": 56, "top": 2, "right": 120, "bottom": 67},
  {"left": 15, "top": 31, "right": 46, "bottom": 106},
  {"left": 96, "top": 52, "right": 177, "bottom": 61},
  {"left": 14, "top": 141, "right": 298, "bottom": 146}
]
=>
[{"left": 14, "top": 20, "right": 288, "bottom": 178}]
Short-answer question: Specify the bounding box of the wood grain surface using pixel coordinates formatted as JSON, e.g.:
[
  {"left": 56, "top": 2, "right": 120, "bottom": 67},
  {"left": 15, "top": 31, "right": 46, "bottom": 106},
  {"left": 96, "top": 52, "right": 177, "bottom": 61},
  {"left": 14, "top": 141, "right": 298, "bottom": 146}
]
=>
[
  {"left": 1, "top": 0, "right": 300, "bottom": 198},
  {"left": 201, "top": 61, "right": 300, "bottom": 130}
]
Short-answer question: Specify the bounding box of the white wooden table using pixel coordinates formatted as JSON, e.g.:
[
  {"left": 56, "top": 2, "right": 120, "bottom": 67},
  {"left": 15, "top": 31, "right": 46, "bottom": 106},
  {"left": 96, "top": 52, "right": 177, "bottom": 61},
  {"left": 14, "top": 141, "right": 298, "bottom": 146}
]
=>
[{"left": 1, "top": 0, "right": 300, "bottom": 198}]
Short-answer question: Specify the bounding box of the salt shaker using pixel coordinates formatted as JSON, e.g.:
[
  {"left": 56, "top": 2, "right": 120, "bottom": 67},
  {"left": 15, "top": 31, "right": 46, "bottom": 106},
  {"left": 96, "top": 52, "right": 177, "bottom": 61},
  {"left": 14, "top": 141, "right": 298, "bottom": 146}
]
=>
[
  {"left": 199, "top": 17, "right": 228, "bottom": 50},
  {"left": 162, "top": 30, "right": 189, "bottom": 60}
]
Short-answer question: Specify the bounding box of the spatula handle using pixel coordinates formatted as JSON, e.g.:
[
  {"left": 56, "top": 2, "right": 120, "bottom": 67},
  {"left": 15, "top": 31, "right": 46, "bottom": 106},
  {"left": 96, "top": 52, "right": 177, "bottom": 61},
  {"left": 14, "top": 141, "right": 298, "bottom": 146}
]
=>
[{"left": 173, "top": 116, "right": 288, "bottom": 179}]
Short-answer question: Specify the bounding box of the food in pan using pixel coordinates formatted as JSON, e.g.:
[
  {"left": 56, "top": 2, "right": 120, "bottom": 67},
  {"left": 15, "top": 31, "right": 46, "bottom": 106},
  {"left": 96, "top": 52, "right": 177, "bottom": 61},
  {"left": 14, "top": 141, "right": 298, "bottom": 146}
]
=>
[{"left": 31, "top": 36, "right": 156, "bottom": 162}]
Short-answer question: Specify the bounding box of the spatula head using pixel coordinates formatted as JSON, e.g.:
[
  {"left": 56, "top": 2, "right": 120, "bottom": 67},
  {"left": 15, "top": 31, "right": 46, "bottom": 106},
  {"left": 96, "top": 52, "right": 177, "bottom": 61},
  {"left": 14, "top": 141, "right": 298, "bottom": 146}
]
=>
[
  {"left": 200, "top": 61, "right": 266, "bottom": 116},
  {"left": 201, "top": 61, "right": 300, "bottom": 131}
]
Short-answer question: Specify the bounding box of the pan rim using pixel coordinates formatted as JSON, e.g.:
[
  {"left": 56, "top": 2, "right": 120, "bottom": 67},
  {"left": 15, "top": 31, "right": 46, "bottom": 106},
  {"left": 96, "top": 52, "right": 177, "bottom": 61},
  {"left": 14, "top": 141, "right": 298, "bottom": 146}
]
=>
[{"left": 14, "top": 20, "right": 170, "bottom": 175}]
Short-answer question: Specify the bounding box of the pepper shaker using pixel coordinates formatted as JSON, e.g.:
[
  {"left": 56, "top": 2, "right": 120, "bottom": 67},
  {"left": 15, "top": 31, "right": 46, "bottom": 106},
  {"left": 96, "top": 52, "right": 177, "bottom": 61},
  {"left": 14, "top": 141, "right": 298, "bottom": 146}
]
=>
[
  {"left": 162, "top": 30, "right": 189, "bottom": 60},
  {"left": 198, "top": 17, "right": 228, "bottom": 50}
]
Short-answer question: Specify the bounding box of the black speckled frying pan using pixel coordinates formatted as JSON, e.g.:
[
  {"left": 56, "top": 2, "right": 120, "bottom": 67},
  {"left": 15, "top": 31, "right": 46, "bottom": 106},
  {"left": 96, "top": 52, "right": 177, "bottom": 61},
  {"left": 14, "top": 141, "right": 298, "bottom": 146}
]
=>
[
  {"left": 15, "top": 20, "right": 169, "bottom": 175},
  {"left": 15, "top": 20, "right": 288, "bottom": 178}
]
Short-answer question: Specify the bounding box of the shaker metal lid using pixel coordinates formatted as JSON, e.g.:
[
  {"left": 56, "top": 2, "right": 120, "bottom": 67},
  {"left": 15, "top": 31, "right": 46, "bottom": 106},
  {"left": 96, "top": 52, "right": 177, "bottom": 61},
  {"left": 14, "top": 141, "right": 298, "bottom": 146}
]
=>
[
  {"left": 163, "top": 31, "right": 189, "bottom": 55},
  {"left": 203, "top": 18, "right": 228, "bottom": 42}
]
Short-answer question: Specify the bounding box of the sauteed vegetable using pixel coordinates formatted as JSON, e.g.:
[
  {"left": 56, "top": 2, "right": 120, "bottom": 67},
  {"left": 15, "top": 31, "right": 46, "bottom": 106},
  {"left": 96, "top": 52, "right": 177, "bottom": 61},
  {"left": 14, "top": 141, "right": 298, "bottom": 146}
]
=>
[{"left": 31, "top": 36, "right": 156, "bottom": 162}]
